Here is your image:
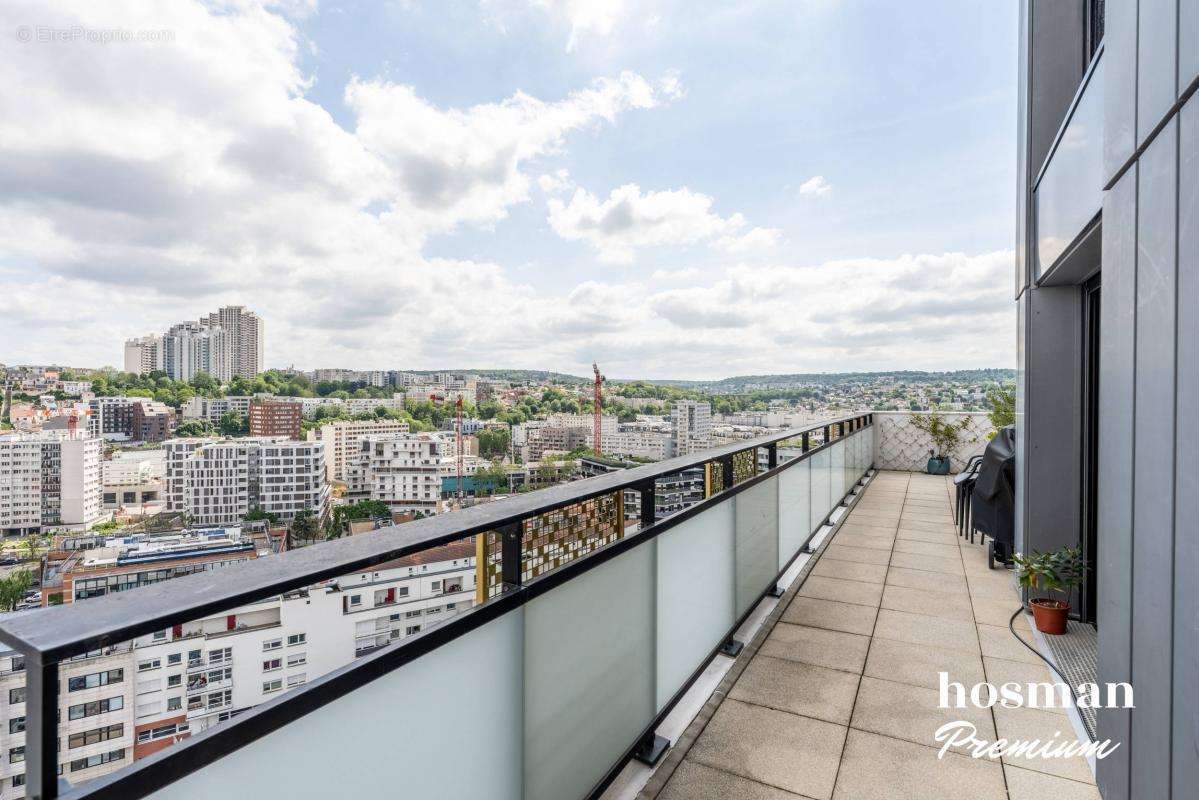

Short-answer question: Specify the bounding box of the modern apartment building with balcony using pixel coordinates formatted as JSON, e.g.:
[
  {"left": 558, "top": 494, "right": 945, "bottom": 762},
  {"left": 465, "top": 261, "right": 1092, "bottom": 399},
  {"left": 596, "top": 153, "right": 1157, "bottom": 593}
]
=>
[{"left": 1016, "top": 2, "right": 1197, "bottom": 798}]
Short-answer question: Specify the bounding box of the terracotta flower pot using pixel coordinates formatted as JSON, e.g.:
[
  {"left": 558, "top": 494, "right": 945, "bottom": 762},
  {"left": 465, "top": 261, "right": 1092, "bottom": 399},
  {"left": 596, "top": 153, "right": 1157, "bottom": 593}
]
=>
[{"left": 1030, "top": 598, "right": 1069, "bottom": 634}]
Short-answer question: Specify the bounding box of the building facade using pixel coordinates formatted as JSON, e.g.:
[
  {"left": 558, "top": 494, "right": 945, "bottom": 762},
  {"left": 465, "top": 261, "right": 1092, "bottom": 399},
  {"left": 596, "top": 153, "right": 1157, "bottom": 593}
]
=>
[
  {"left": 0, "top": 431, "right": 103, "bottom": 535},
  {"left": 247, "top": 400, "right": 301, "bottom": 440},
  {"left": 669, "top": 400, "right": 712, "bottom": 457},
  {"left": 1016, "top": 3, "right": 1198, "bottom": 797},
  {"left": 307, "top": 419, "right": 411, "bottom": 484},
  {"left": 199, "top": 306, "right": 263, "bottom": 379},
  {"left": 360, "top": 433, "right": 451, "bottom": 514},
  {"left": 122, "top": 335, "right": 162, "bottom": 376}
]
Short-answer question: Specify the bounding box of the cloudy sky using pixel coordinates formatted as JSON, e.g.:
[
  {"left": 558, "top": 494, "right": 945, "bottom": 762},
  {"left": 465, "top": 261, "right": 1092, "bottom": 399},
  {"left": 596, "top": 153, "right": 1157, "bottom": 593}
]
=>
[{"left": 1, "top": 0, "right": 1017, "bottom": 379}]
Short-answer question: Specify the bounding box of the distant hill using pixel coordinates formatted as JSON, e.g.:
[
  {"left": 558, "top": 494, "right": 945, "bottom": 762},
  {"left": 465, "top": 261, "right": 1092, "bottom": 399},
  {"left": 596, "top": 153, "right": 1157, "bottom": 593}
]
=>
[
  {"left": 622, "top": 369, "right": 1016, "bottom": 392},
  {"left": 411, "top": 369, "right": 590, "bottom": 385}
]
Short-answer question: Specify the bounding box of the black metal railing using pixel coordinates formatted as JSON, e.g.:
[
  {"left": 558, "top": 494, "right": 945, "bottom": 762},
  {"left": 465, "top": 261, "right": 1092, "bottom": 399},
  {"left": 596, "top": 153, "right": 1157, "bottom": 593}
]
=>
[{"left": 0, "top": 414, "right": 874, "bottom": 800}]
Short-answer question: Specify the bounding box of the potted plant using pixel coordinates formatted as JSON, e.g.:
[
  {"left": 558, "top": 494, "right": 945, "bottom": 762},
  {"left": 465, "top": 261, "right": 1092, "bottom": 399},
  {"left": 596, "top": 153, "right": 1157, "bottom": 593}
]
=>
[
  {"left": 1013, "top": 547, "right": 1085, "bottom": 634},
  {"left": 910, "top": 411, "right": 972, "bottom": 474}
]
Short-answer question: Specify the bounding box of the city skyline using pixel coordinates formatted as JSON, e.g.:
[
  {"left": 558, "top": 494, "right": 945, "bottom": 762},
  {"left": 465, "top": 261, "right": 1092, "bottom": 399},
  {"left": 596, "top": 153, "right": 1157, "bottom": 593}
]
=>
[{"left": 2, "top": 0, "right": 1017, "bottom": 379}]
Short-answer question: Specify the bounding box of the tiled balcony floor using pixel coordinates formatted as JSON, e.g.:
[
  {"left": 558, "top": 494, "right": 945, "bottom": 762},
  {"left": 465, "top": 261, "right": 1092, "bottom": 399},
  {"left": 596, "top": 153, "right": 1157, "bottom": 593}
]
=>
[{"left": 642, "top": 470, "right": 1100, "bottom": 800}]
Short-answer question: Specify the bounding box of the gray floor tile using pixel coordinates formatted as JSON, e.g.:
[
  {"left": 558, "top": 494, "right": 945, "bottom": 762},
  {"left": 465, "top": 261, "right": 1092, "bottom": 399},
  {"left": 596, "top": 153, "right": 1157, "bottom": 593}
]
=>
[
  {"left": 730, "top": 654, "right": 861, "bottom": 725},
  {"left": 781, "top": 596, "right": 878, "bottom": 636},
  {"left": 760, "top": 622, "right": 871, "bottom": 673},
  {"left": 830, "top": 729, "right": 1006, "bottom": 800}
]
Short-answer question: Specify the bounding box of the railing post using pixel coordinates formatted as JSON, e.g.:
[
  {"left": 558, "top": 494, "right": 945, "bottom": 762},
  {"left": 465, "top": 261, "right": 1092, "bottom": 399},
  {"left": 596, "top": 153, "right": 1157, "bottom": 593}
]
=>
[
  {"left": 801, "top": 431, "right": 810, "bottom": 453},
  {"left": 27, "top": 656, "right": 59, "bottom": 800},
  {"left": 499, "top": 521, "right": 523, "bottom": 590},
  {"left": 823, "top": 425, "right": 830, "bottom": 444},
  {"left": 638, "top": 480, "right": 656, "bottom": 530},
  {"left": 720, "top": 454, "right": 734, "bottom": 491},
  {"left": 766, "top": 443, "right": 777, "bottom": 470}
]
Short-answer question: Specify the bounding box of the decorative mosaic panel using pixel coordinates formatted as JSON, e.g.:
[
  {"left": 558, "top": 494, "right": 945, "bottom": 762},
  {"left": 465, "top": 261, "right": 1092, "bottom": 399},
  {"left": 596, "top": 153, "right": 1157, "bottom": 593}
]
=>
[
  {"left": 731, "top": 449, "right": 757, "bottom": 485},
  {"left": 704, "top": 461, "right": 723, "bottom": 498},
  {"left": 476, "top": 492, "right": 624, "bottom": 600}
]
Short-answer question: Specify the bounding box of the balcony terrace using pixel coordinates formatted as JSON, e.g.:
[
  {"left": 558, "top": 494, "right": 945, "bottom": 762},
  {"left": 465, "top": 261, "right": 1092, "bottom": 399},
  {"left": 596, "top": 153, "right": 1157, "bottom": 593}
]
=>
[{"left": 0, "top": 416, "right": 1101, "bottom": 800}]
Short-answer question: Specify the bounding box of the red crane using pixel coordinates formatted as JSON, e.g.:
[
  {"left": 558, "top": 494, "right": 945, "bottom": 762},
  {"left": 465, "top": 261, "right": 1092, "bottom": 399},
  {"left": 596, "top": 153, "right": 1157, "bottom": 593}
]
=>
[
  {"left": 592, "top": 362, "right": 604, "bottom": 455},
  {"left": 455, "top": 396, "right": 464, "bottom": 499}
]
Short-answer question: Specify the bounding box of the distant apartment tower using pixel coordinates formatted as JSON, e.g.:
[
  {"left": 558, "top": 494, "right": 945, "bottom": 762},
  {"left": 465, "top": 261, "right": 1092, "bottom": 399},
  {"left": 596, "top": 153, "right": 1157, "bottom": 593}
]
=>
[
  {"left": 0, "top": 430, "right": 104, "bottom": 534},
  {"left": 88, "top": 397, "right": 176, "bottom": 442},
  {"left": 123, "top": 334, "right": 163, "bottom": 376},
  {"left": 670, "top": 400, "right": 712, "bottom": 457},
  {"left": 168, "top": 437, "right": 327, "bottom": 525},
  {"left": 180, "top": 396, "right": 254, "bottom": 425},
  {"left": 307, "top": 419, "right": 411, "bottom": 484},
  {"left": 200, "top": 306, "right": 263, "bottom": 379},
  {"left": 162, "top": 322, "right": 232, "bottom": 383},
  {"left": 247, "top": 399, "right": 301, "bottom": 440}
]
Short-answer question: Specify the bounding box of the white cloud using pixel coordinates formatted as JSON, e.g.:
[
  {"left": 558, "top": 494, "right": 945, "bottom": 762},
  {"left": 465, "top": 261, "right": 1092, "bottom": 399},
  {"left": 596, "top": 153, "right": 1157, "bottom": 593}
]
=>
[
  {"left": 547, "top": 183, "right": 776, "bottom": 262},
  {"left": 716, "top": 226, "right": 783, "bottom": 254},
  {"left": 538, "top": 168, "right": 573, "bottom": 194},
  {"left": 799, "top": 175, "right": 832, "bottom": 197},
  {"left": 530, "top": 0, "right": 629, "bottom": 51}
]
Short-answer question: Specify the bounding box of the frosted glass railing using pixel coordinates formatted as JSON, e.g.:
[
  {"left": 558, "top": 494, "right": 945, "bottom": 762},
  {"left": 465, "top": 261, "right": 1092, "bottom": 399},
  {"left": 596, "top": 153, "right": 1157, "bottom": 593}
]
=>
[{"left": 135, "top": 425, "right": 872, "bottom": 800}]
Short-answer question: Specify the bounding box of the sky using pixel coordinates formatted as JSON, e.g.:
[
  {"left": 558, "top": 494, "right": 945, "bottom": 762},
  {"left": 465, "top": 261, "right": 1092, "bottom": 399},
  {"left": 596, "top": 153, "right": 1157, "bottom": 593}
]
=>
[{"left": 1, "top": 0, "right": 1018, "bottom": 380}]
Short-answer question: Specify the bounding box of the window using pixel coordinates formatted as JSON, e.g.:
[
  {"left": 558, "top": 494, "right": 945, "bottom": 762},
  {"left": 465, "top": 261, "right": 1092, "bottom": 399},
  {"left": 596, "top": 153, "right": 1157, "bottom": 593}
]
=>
[
  {"left": 9, "top": 746, "right": 24, "bottom": 764},
  {"left": 167, "top": 674, "right": 181, "bottom": 688},
  {"left": 67, "top": 696, "right": 123, "bottom": 721},
  {"left": 430, "top": 580, "right": 442, "bottom": 593},
  {"left": 286, "top": 652, "right": 306, "bottom": 668},
  {"left": 167, "top": 653, "right": 182, "bottom": 666},
  {"left": 9, "top": 687, "right": 25, "bottom": 704},
  {"left": 405, "top": 609, "right": 421, "bottom": 618},
  {"left": 208, "top": 647, "right": 232, "bottom": 665},
  {"left": 137, "top": 658, "right": 161, "bottom": 672},
  {"left": 286, "top": 673, "right": 306, "bottom": 688},
  {"left": 262, "top": 679, "right": 282, "bottom": 694},
  {"left": 262, "top": 658, "right": 281, "bottom": 672},
  {"left": 12, "top": 773, "right": 24, "bottom": 787},
  {"left": 397, "top": 586, "right": 410, "bottom": 597},
  {"left": 152, "top": 630, "right": 167, "bottom": 641},
  {"left": 406, "top": 625, "right": 421, "bottom": 635},
  {"left": 67, "top": 669, "right": 124, "bottom": 692},
  {"left": 262, "top": 638, "right": 282, "bottom": 651},
  {"left": 70, "top": 748, "right": 125, "bottom": 772},
  {"left": 9, "top": 717, "right": 25, "bottom": 734},
  {"left": 348, "top": 594, "right": 362, "bottom": 607},
  {"left": 68, "top": 723, "right": 124, "bottom": 750},
  {"left": 287, "top": 633, "right": 306, "bottom": 646},
  {"left": 167, "top": 696, "right": 181, "bottom": 712}
]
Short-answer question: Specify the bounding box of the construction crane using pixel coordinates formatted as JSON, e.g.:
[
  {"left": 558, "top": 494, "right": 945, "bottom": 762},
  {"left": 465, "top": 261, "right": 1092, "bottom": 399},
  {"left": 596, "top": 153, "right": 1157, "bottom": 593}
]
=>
[
  {"left": 592, "top": 362, "right": 604, "bottom": 456},
  {"left": 455, "top": 396, "right": 464, "bottom": 500}
]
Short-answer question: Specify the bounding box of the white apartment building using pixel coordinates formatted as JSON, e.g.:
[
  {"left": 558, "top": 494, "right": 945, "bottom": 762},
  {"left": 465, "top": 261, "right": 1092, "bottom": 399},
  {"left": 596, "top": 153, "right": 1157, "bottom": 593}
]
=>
[
  {"left": 162, "top": 322, "right": 231, "bottom": 383},
  {"left": 599, "top": 430, "right": 669, "bottom": 461},
  {"left": 125, "top": 541, "right": 476, "bottom": 751},
  {"left": 307, "top": 419, "right": 410, "bottom": 484},
  {"left": 164, "top": 438, "right": 327, "bottom": 525},
  {"left": 670, "top": 400, "right": 712, "bottom": 457},
  {"left": 178, "top": 439, "right": 327, "bottom": 525},
  {"left": 0, "top": 431, "right": 103, "bottom": 535},
  {"left": 101, "top": 451, "right": 166, "bottom": 511},
  {"left": 123, "top": 334, "right": 163, "bottom": 376},
  {"left": 179, "top": 396, "right": 253, "bottom": 425},
  {"left": 360, "top": 433, "right": 453, "bottom": 514},
  {"left": 0, "top": 647, "right": 137, "bottom": 799}
]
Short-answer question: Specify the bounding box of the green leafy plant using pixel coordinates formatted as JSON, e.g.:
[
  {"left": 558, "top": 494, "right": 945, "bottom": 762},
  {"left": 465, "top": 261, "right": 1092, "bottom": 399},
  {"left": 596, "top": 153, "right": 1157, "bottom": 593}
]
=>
[
  {"left": 0, "top": 570, "right": 33, "bottom": 612},
  {"left": 909, "top": 411, "right": 973, "bottom": 458},
  {"left": 1013, "top": 547, "right": 1086, "bottom": 607},
  {"left": 986, "top": 384, "right": 1015, "bottom": 435}
]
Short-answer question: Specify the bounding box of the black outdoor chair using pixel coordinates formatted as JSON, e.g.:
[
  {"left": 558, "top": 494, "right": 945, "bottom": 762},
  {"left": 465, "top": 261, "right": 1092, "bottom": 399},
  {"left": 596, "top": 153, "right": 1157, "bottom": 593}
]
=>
[
  {"left": 970, "top": 426, "right": 1016, "bottom": 568},
  {"left": 953, "top": 454, "right": 984, "bottom": 537}
]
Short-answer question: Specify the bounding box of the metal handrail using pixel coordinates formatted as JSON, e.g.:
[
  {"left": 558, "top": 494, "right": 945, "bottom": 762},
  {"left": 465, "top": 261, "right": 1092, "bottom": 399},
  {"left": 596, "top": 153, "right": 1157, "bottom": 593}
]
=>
[{"left": 0, "top": 413, "right": 873, "bottom": 800}]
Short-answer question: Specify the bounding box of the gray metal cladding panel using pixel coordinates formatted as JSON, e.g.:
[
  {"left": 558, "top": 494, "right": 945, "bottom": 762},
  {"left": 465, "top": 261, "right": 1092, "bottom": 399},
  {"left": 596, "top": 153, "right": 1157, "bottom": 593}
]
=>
[
  {"left": 1184, "top": 0, "right": 1199, "bottom": 97},
  {"left": 1172, "top": 96, "right": 1199, "bottom": 799},
  {"left": 1137, "top": 0, "right": 1178, "bottom": 144},
  {"left": 1096, "top": 163, "right": 1136, "bottom": 800},
  {"left": 1104, "top": 0, "right": 1138, "bottom": 181},
  {"left": 1131, "top": 118, "right": 1177, "bottom": 800}
]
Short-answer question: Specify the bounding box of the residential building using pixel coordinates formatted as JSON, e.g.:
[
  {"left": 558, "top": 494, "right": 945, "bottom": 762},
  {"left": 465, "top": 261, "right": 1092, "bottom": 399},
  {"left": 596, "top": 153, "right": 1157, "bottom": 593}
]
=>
[
  {"left": 87, "top": 398, "right": 175, "bottom": 443},
  {"left": 161, "top": 323, "right": 231, "bottom": 383},
  {"left": 179, "top": 396, "right": 254, "bottom": 426},
  {"left": 669, "top": 400, "right": 712, "bottom": 457},
  {"left": 163, "top": 437, "right": 327, "bottom": 525},
  {"left": 0, "top": 647, "right": 136, "bottom": 796},
  {"left": 199, "top": 306, "right": 263, "bottom": 379},
  {"left": 101, "top": 451, "right": 166, "bottom": 512},
  {"left": 360, "top": 433, "right": 452, "bottom": 514},
  {"left": 247, "top": 399, "right": 301, "bottom": 440},
  {"left": 307, "top": 419, "right": 410, "bottom": 483},
  {"left": 39, "top": 527, "right": 258, "bottom": 605},
  {"left": 123, "top": 335, "right": 163, "bottom": 376},
  {"left": 0, "top": 431, "right": 103, "bottom": 535}
]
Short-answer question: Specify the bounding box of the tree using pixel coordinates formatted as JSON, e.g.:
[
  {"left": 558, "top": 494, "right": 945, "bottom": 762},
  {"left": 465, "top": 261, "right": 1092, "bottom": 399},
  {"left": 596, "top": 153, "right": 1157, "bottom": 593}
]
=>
[
  {"left": 20, "top": 534, "right": 40, "bottom": 561},
  {"left": 245, "top": 508, "right": 281, "bottom": 525},
  {"left": 218, "top": 411, "right": 248, "bottom": 436},
  {"left": 987, "top": 384, "right": 1016, "bottom": 431},
  {"left": 289, "top": 509, "right": 321, "bottom": 545},
  {"left": 0, "top": 570, "right": 32, "bottom": 612},
  {"left": 175, "top": 420, "right": 215, "bottom": 437},
  {"left": 477, "top": 427, "right": 511, "bottom": 458}
]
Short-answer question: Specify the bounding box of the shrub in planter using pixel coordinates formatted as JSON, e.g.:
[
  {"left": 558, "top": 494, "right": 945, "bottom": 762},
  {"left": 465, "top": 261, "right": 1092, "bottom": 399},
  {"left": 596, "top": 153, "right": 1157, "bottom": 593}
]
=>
[
  {"left": 1013, "top": 547, "right": 1086, "bottom": 634},
  {"left": 910, "top": 412, "right": 973, "bottom": 474}
]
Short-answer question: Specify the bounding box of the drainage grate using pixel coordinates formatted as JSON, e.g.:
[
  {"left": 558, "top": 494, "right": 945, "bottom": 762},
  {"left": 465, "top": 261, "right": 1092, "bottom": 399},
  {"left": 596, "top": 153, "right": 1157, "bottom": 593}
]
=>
[{"left": 1041, "top": 620, "right": 1099, "bottom": 739}]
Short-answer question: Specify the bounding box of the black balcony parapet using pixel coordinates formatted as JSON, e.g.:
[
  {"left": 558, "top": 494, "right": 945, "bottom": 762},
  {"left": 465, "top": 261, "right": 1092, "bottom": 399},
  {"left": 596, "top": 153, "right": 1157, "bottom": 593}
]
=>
[{"left": 0, "top": 413, "right": 874, "bottom": 800}]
